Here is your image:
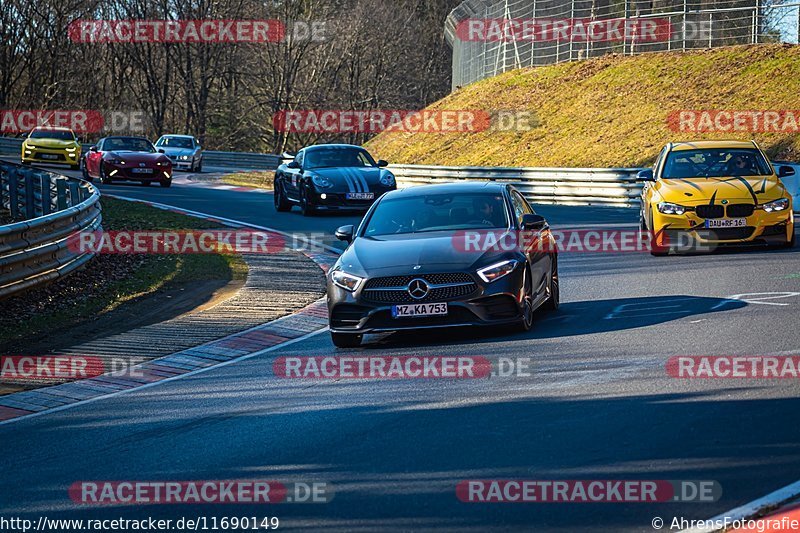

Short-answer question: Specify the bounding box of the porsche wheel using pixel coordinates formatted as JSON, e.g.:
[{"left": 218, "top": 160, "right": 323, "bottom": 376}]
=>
[
  {"left": 274, "top": 181, "right": 291, "bottom": 212},
  {"left": 300, "top": 187, "right": 315, "bottom": 217}
]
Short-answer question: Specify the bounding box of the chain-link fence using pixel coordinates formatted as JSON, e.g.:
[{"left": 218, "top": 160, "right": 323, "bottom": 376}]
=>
[{"left": 445, "top": 0, "right": 800, "bottom": 89}]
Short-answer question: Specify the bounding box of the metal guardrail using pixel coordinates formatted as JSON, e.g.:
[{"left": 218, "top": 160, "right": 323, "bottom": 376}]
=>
[
  {"left": 0, "top": 160, "right": 102, "bottom": 300},
  {"left": 0, "top": 137, "right": 281, "bottom": 171},
  {"left": 389, "top": 164, "right": 645, "bottom": 207}
]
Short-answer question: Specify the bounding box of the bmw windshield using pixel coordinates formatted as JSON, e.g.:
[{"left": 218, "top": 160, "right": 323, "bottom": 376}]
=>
[
  {"left": 364, "top": 193, "right": 510, "bottom": 236},
  {"left": 662, "top": 148, "right": 773, "bottom": 178}
]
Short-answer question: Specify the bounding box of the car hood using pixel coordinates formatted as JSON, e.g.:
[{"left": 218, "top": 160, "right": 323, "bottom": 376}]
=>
[
  {"left": 309, "top": 167, "right": 390, "bottom": 188},
  {"left": 340, "top": 230, "right": 512, "bottom": 276},
  {"left": 161, "top": 147, "right": 195, "bottom": 156},
  {"left": 106, "top": 151, "right": 169, "bottom": 164},
  {"left": 26, "top": 139, "right": 77, "bottom": 149},
  {"left": 656, "top": 176, "right": 787, "bottom": 204}
]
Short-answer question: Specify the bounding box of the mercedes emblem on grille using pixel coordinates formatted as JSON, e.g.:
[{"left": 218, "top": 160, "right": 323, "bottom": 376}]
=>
[{"left": 407, "top": 279, "right": 429, "bottom": 300}]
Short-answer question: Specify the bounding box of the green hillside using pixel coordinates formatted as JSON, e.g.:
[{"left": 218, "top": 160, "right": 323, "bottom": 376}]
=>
[{"left": 366, "top": 44, "right": 800, "bottom": 167}]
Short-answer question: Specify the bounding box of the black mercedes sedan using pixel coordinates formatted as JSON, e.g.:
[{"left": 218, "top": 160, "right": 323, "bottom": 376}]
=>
[
  {"left": 326, "top": 182, "right": 560, "bottom": 347},
  {"left": 274, "top": 144, "right": 397, "bottom": 216}
]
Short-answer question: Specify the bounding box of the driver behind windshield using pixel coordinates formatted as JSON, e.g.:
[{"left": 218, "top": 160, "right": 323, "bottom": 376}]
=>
[{"left": 726, "top": 153, "right": 758, "bottom": 175}]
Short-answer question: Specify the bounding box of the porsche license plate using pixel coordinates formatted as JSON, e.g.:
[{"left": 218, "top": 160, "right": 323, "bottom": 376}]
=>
[
  {"left": 131, "top": 168, "right": 153, "bottom": 174},
  {"left": 706, "top": 218, "right": 746, "bottom": 228},
  {"left": 346, "top": 192, "right": 374, "bottom": 200},
  {"left": 392, "top": 303, "right": 448, "bottom": 318}
]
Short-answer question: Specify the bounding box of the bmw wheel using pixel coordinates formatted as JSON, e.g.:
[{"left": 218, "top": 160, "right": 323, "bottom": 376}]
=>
[{"left": 331, "top": 332, "right": 362, "bottom": 348}]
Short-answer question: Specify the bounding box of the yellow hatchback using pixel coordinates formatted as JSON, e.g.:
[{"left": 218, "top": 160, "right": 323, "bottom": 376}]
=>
[
  {"left": 21, "top": 126, "right": 82, "bottom": 170},
  {"left": 638, "top": 140, "right": 795, "bottom": 255}
]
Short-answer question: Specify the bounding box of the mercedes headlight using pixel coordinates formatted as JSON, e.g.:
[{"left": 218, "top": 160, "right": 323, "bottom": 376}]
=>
[
  {"left": 380, "top": 173, "right": 396, "bottom": 187},
  {"left": 760, "top": 198, "right": 790, "bottom": 213},
  {"left": 657, "top": 202, "right": 687, "bottom": 215},
  {"left": 311, "top": 175, "right": 333, "bottom": 189},
  {"left": 477, "top": 259, "right": 518, "bottom": 283},
  {"left": 331, "top": 270, "right": 364, "bottom": 292}
]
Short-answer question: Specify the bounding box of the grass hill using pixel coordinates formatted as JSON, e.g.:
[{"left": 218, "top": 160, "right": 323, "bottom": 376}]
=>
[{"left": 366, "top": 44, "right": 800, "bottom": 167}]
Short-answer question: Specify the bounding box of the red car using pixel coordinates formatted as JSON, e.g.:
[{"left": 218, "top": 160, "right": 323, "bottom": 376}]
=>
[{"left": 82, "top": 136, "right": 173, "bottom": 187}]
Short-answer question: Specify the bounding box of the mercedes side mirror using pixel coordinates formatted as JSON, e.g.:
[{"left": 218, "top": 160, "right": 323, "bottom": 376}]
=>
[
  {"left": 335, "top": 225, "right": 355, "bottom": 243},
  {"left": 521, "top": 214, "right": 547, "bottom": 231},
  {"left": 637, "top": 169, "right": 655, "bottom": 182}
]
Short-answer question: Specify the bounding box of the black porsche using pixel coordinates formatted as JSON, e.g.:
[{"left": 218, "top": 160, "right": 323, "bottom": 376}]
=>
[
  {"left": 273, "top": 144, "right": 397, "bottom": 215},
  {"left": 326, "top": 182, "right": 560, "bottom": 348}
]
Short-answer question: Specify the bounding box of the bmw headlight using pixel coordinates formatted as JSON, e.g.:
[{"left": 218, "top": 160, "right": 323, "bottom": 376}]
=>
[
  {"left": 380, "top": 173, "right": 396, "bottom": 187},
  {"left": 657, "top": 202, "right": 687, "bottom": 215},
  {"left": 331, "top": 270, "right": 364, "bottom": 292},
  {"left": 477, "top": 259, "right": 518, "bottom": 283},
  {"left": 311, "top": 175, "right": 333, "bottom": 189},
  {"left": 760, "top": 198, "right": 790, "bottom": 213},
  {"left": 180, "top": 155, "right": 190, "bottom": 160}
]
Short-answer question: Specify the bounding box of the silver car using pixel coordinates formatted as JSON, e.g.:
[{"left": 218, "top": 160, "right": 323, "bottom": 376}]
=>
[{"left": 154, "top": 134, "right": 203, "bottom": 172}]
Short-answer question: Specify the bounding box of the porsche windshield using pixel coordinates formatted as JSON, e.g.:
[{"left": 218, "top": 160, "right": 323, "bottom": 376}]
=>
[
  {"left": 305, "top": 147, "right": 376, "bottom": 169},
  {"left": 662, "top": 148, "right": 772, "bottom": 178},
  {"left": 364, "top": 193, "right": 510, "bottom": 236}
]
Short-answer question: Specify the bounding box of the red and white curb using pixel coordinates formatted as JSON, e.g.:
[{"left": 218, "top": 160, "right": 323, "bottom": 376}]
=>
[
  {"left": 0, "top": 198, "right": 338, "bottom": 425},
  {"left": 682, "top": 480, "right": 800, "bottom": 532}
]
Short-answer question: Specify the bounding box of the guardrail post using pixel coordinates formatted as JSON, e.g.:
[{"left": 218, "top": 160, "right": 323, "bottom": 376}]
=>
[
  {"left": 8, "top": 170, "right": 19, "bottom": 219},
  {"left": 24, "top": 172, "right": 35, "bottom": 219},
  {"left": 56, "top": 179, "right": 68, "bottom": 211},
  {"left": 40, "top": 173, "right": 52, "bottom": 216},
  {"left": 68, "top": 181, "right": 80, "bottom": 207}
]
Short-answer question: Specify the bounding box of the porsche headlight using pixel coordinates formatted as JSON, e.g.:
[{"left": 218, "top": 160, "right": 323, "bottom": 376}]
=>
[
  {"left": 331, "top": 270, "right": 364, "bottom": 292},
  {"left": 477, "top": 259, "right": 518, "bottom": 283},
  {"left": 657, "top": 202, "right": 687, "bottom": 215},
  {"left": 311, "top": 175, "right": 333, "bottom": 189},
  {"left": 380, "top": 173, "right": 396, "bottom": 187},
  {"left": 760, "top": 198, "right": 790, "bottom": 213}
]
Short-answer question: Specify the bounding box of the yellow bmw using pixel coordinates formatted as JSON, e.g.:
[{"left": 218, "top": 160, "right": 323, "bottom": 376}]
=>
[
  {"left": 638, "top": 140, "right": 795, "bottom": 256},
  {"left": 21, "top": 126, "right": 82, "bottom": 170}
]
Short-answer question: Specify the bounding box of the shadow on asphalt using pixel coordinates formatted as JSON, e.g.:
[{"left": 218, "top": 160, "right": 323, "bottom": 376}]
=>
[{"left": 363, "top": 295, "right": 747, "bottom": 349}]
